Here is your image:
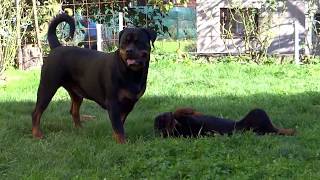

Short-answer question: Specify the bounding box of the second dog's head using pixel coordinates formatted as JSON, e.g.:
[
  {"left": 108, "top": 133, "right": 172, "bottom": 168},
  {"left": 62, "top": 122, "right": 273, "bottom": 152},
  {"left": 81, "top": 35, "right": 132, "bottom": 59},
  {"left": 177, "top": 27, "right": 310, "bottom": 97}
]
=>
[
  {"left": 154, "top": 112, "right": 177, "bottom": 137},
  {"left": 118, "top": 28, "right": 157, "bottom": 71}
]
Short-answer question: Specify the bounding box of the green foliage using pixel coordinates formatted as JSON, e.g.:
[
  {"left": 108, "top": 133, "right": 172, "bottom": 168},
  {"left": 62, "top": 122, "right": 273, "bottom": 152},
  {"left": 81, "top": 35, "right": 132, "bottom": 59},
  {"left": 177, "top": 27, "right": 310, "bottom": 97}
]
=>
[
  {"left": 125, "top": 6, "right": 169, "bottom": 37},
  {"left": 148, "top": 0, "right": 190, "bottom": 12},
  {"left": 1, "top": 60, "right": 320, "bottom": 178},
  {"left": 21, "top": 0, "right": 60, "bottom": 55},
  {"left": 0, "top": 0, "right": 61, "bottom": 74},
  {"left": 0, "top": 0, "right": 33, "bottom": 74},
  {"left": 265, "top": 0, "right": 279, "bottom": 11},
  {"left": 32, "top": 0, "right": 61, "bottom": 43},
  {"left": 220, "top": 0, "right": 286, "bottom": 63},
  {"left": 0, "top": 0, "right": 16, "bottom": 74}
]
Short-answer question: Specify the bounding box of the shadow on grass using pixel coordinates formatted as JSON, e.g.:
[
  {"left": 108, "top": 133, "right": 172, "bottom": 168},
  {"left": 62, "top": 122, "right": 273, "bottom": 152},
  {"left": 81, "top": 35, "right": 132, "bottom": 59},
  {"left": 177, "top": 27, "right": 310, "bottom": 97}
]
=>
[{"left": 1, "top": 91, "right": 320, "bottom": 142}]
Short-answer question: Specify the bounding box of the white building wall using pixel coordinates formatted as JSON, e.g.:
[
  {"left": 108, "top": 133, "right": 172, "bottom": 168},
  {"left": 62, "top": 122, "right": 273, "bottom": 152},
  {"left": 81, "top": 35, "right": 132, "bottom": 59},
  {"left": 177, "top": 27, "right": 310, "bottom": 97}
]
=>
[{"left": 196, "top": 0, "right": 307, "bottom": 55}]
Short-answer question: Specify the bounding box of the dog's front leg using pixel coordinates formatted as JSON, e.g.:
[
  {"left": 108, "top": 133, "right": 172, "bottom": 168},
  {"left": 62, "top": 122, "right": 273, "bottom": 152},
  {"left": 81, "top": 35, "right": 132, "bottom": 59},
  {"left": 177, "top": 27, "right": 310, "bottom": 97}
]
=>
[{"left": 108, "top": 101, "right": 126, "bottom": 144}]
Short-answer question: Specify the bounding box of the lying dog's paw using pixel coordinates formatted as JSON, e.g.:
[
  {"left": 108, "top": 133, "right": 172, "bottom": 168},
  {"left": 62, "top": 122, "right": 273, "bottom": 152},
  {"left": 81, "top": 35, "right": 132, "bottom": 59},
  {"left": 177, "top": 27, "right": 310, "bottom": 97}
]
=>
[{"left": 277, "top": 128, "right": 296, "bottom": 136}]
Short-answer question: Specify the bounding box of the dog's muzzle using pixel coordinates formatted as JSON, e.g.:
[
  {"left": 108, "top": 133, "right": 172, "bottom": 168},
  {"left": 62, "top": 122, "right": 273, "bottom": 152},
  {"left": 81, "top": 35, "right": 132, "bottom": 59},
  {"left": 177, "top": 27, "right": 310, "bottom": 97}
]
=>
[{"left": 126, "top": 59, "right": 145, "bottom": 69}]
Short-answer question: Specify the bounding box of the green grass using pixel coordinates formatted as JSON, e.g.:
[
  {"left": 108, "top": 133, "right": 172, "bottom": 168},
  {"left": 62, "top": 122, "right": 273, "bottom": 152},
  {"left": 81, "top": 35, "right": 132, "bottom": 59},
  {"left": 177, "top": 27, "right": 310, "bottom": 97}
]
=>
[
  {"left": 154, "top": 40, "right": 196, "bottom": 52},
  {"left": 1, "top": 60, "right": 320, "bottom": 179}
]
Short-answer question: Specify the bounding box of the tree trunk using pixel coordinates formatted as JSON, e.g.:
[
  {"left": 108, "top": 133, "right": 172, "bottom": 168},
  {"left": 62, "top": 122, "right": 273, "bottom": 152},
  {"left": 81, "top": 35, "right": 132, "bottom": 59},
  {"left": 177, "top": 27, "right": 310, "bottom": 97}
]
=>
[
  {"left": 16, "top": 0, "right": 23, "bottom": 69},
  {"left": 32, "top": 0, "right": 43, "bottom": 62}
]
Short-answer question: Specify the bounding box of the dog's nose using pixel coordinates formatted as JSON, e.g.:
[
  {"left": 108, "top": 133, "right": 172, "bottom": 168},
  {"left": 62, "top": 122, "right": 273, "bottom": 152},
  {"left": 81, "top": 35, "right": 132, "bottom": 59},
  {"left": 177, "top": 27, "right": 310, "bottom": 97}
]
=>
[{"left": 126, "top": 49, "right": 134, "bottom": 55}]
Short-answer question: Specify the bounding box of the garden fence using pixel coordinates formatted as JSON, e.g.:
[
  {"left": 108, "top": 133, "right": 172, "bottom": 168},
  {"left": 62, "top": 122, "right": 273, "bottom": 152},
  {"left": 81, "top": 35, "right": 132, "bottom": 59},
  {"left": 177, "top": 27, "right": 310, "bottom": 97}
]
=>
[{"left": 7, "top": 0, "right": 196, "bottom": 70}]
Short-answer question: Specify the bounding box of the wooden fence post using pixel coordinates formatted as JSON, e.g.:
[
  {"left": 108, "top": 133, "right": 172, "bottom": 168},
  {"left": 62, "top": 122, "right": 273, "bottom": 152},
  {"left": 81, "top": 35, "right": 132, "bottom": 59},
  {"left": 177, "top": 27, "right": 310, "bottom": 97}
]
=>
[
  {"left": 32, "top": 0, "right": 43, "bottom": 63},
  {"left": 16, "top": 0, "right": 23, "bottom": 69},
  {"left": 96, "top": 24, "right": 103, "bottom": 51},
  {"left": 294, "top": 20, "right": 300, "bottom": 64},
  {"left": 119, "top": 12, "right": 124, "bottom": 31}
]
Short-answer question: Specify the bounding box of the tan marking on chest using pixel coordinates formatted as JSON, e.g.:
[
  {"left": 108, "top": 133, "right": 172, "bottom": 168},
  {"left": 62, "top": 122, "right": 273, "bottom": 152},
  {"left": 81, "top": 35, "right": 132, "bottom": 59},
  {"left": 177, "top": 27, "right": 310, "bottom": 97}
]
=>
[
  {"left": 118, "top": 87, "right": 146, "bottom": 101},
  {"left": 118, "top": 89, "right": 136, "bottom": 101}
]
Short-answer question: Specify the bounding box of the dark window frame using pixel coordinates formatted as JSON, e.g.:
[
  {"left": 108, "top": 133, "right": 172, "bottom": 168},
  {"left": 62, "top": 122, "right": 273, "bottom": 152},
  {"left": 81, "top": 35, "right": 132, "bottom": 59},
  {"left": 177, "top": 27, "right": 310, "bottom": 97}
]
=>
[{"left": 314, "top": 13, "right": 320, "bottom": 36}]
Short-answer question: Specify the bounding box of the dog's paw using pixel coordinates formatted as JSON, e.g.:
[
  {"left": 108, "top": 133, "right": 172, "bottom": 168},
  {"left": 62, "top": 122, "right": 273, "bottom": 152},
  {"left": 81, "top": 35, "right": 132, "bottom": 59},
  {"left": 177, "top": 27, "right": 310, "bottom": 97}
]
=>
[
  {"left": 278, "top": 128, "right": 296, "bottom": 136},
  {"left": 113, "top": 132, "right": 126, "bottom": 144},
  {"left": 32, "top": 128, "right": 44, "bottom": 139}
]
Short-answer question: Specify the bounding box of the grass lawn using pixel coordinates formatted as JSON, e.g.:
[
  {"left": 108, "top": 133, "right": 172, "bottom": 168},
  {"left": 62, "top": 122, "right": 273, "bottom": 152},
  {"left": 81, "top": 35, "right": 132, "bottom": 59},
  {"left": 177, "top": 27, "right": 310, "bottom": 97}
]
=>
[
  {"left": 154, "top": 40, "right": 196, "bottom": 53},
  {"left": 1, "top": 59, "right": 320, "bottom": 179}
]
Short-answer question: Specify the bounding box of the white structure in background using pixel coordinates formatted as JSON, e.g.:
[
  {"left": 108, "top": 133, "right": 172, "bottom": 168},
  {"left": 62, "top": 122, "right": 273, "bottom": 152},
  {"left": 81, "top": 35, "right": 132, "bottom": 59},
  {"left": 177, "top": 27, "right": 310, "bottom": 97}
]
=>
[
  {"left": 96, "top": 12, "right": 124, "bottom": 51},
  {"left": 96, "top": 24, "right": 102, "bottom": 51},
  {"left": 196, "top": 0, "right": 320, "bottom": 59}
]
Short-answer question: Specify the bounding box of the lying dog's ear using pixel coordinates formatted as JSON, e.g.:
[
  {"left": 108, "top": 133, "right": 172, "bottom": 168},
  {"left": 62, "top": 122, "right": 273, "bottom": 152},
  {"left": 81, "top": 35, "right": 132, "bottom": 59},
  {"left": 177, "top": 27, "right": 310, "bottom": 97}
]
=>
[
  {"left": 142, "top": 28, "right": 157, "bottom": 48},
  {"left": 174, "top": 108, "right": 202, "bottom": 119}
]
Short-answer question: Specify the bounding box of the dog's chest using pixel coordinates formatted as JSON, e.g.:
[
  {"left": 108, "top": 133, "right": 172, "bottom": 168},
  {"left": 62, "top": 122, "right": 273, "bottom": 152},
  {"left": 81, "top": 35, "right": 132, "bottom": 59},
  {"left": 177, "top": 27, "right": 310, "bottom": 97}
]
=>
[{"left": 118, "top": 87, "right": 145, "bottom": 102}]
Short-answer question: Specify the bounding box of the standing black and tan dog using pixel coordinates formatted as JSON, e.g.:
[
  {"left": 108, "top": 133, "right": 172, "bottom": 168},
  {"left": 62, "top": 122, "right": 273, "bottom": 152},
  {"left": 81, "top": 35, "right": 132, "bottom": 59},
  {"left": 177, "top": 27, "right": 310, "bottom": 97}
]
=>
[
  {"left": 154, "top": 108, "right": 296, "bottom": 137},
  {"left": 32, "top": 13, "right": 156, "bottom": 143}
]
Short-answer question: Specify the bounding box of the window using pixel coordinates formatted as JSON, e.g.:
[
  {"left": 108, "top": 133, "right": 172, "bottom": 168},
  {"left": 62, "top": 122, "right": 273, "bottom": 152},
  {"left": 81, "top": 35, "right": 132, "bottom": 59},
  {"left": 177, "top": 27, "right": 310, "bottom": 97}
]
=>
[
  {"left": 220, "top": 8, "right": 259, "bottom": 38},
  {"left": 314, "top": 13, "right": 320, "bottom": 36}
]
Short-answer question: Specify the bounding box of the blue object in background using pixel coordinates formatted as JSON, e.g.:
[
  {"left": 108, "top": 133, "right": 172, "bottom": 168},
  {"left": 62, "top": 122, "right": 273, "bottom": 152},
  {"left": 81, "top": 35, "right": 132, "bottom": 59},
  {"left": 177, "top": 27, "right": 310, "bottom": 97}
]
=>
[{"left": 86, "top": 20, "right": 97, "bottom": 38}]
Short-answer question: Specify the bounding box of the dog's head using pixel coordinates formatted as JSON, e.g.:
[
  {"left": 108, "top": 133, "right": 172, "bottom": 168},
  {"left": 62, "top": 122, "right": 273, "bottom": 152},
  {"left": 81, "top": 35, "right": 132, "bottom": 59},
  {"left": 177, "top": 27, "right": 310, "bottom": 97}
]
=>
[
  {"left": 154, "top": 112, "right": 177, "bottom": 137},
  {"left": 119, "top": 28, "right": 157, "bottom": 71}
]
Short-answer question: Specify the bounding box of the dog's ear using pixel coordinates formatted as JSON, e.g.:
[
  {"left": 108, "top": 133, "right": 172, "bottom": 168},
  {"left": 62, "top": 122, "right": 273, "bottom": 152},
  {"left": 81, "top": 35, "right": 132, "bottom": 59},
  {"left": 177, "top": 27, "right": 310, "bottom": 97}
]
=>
[
  {"left": 142, "top": 28, "right": 157, "bottom": 48},
  {"left": 173, "top": 107, "right": 202, "bottom": 119}
]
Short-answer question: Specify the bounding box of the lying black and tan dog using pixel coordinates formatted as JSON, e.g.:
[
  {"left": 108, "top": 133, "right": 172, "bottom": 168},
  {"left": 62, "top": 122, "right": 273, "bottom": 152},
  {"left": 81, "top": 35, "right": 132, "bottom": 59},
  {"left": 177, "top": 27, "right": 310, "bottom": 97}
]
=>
[
  {"left": 32, "top": 13, "right": 156, "bottom": 143},
  {"left": 154, "top": 108, "right": 296, "bottom": 137}
]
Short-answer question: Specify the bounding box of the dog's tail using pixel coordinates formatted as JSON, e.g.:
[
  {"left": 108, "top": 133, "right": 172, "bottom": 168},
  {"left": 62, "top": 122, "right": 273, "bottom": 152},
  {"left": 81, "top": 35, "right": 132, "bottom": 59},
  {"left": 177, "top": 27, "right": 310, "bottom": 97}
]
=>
[{"left": 47, "top": 13, "right": 75, "bottom": 49}]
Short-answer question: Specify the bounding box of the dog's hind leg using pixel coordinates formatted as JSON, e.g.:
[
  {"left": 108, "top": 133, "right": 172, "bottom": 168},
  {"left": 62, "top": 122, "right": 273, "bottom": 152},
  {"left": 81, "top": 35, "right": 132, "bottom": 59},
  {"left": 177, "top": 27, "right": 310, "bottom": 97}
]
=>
[
  {"left": 236, "top": 108, "right": 295, "bottom": 136},
  {"left": 236, "top": 108, "right": 280, "bottom": 135},
  {"left": 67, "top": 90, "right": 83, "bottom": 128},
  {"left": 32, "top": 82, "right": 59, "bottom": 139}
]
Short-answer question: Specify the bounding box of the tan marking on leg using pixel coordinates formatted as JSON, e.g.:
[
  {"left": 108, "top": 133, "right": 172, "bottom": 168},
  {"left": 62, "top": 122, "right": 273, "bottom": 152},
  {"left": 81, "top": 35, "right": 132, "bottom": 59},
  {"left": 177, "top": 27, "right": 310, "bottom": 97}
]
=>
[
  {"left": 118, "top": 89, "right": 135, "bottom": 101},
  {"left": 70, "top": 99, "right": 82, "bottom": 128},
  {"left": 32, "top": 110, "right": 44, "bottom": 139},
  {"left": 113, "top": 132, "right": 126, "bottom": 144}
]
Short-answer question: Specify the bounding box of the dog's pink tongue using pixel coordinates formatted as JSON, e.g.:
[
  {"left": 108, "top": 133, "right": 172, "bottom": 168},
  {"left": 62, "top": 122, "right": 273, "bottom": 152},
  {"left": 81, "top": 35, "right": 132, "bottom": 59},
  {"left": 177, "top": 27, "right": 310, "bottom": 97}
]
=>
[{"left": 127, "top": 59, "right": 136, "bottom": 65}]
